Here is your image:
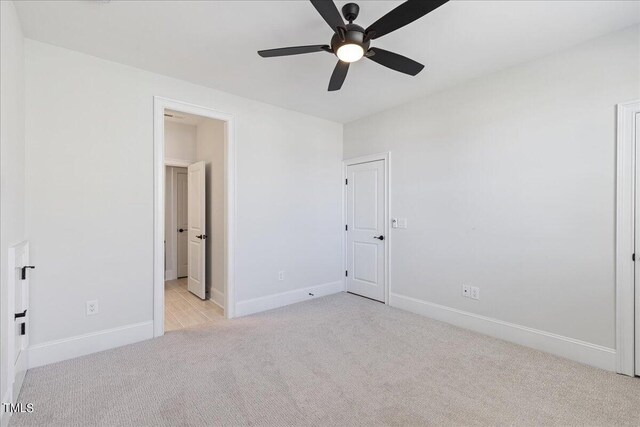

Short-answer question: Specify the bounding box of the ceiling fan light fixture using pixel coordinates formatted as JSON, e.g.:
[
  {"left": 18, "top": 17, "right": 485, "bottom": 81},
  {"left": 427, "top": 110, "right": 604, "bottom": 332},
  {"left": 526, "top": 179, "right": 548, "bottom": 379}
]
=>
[
  {"left": 336, "top": 43, "right": 364, "bottom": 63},
  {"left": 258, "top": 0, "right": 441, "bottom": 91},
  {"left": 331, "top": 24, "right": 368, "bottom": 63}
]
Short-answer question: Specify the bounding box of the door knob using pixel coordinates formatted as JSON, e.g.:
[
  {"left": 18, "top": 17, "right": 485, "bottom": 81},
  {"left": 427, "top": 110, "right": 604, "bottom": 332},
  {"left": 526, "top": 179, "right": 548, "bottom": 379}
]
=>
[
  {"left": 374, "top": 235, "right": 384, "bottom": 240},
  {"left": 178, "top": 228, "right": 185, "bottom": 233},
  {"left": 196, "top": 234, "right": 208, "bottom": 240}
]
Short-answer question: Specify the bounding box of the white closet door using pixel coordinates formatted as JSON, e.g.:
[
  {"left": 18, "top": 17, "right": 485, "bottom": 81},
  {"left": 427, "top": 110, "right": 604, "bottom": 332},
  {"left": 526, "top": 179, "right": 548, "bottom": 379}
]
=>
[{"left": 346, "top": 160, "right": 385, "bottom": 302}]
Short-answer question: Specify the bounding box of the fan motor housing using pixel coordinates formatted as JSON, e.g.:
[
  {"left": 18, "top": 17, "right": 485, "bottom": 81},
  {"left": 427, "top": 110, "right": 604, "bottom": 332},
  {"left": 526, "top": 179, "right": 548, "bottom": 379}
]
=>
[
  {"left": 330, "top": 24, "right": 370, "bottom": 57},
  {"left": 341, "top": 3, "right": 360, "bottom": 23}
]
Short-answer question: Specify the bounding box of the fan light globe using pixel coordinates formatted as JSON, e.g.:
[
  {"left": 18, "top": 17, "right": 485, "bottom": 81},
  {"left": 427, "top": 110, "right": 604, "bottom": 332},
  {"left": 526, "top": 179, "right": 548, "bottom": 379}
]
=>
[{"left": 336, "top": 44, "right": 364, "bottom": 63}]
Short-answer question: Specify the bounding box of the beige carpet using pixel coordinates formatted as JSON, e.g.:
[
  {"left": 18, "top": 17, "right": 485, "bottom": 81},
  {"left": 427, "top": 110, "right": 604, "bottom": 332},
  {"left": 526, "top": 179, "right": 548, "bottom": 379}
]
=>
[{"left": 10, "top": 293, "right": 640, "bottom": 426}]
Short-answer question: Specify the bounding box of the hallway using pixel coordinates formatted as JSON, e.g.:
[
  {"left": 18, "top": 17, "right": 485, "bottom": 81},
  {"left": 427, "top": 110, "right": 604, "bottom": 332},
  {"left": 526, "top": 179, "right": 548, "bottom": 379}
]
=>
[{"left": 164, "top": 278, "right": 223, "bottom": 331}]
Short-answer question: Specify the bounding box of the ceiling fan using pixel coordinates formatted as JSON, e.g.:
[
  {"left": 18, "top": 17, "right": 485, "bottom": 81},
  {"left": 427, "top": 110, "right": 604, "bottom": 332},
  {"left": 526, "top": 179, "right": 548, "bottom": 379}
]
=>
[{"left": 258, "top": 0, "right": 449, "bottom": 91}]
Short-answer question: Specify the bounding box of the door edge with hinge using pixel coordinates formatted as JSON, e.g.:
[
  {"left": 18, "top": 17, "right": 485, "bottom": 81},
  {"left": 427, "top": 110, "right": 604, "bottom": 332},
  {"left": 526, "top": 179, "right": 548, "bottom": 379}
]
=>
[{"left": 5, "top": 241, "right": 31, "bottom": 421}]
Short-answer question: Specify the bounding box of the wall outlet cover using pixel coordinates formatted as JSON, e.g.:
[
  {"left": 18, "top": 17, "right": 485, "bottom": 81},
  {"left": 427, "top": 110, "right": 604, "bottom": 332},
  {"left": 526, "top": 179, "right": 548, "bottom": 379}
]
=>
[
  {"left": 471, "top": 287, "right": 480, "bottom": 300},
  {"left": 462, "top": 285, "right": 471, "bottom": 297},
  {"left": 278, "top": 271, "right": 284, "bottom": 281},
  {"left": 86, "top": 300, "right": 99, "bottom": 315}
]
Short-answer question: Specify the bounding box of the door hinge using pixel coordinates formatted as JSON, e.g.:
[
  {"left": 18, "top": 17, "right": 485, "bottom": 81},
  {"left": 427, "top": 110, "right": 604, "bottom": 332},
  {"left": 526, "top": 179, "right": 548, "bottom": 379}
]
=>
[
  {"left": 345, "top": 270, "right": 348, "bottom": 277},
  {"left": 633, "top": 253, "right": 636, "bottom": 262},
  {"left": 21, "top": 265, "right": 35, "bottom": 280},
  {"left": 345, "top": 224, "right": 348, "bottom": 231},
  {"left": 20, "top": 323, "right": 26, "bottom": 336},
  {"left": 345, "top": 179, "right": 348, "bottom": 185}
]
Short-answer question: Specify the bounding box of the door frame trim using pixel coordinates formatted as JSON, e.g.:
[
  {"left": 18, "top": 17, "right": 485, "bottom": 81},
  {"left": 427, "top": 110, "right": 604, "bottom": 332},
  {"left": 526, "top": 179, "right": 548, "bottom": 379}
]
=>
[
  {"left": 165, "top": 158, "right": 194, "bottom": 168},
  {"left": 615, "top": 99, "right": 640, "bottom": 376},
  {"left": 342, "top": 152, "right": 391, "bottom": 304},
  {"left": 153, "top": 96, "right": 237, "bottom": 337}
]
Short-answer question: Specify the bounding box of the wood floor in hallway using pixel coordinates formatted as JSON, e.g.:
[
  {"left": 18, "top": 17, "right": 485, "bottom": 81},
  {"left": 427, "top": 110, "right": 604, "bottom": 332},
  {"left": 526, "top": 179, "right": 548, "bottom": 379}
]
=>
[{"left": 164, "top": 278, "right": 223, "bottom": 331}]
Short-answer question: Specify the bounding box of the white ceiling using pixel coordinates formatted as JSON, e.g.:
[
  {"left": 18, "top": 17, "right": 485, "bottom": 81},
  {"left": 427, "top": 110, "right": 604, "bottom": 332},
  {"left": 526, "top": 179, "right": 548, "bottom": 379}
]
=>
[{"left": 15, "top": 1, "right": 640, "bottom": 123}]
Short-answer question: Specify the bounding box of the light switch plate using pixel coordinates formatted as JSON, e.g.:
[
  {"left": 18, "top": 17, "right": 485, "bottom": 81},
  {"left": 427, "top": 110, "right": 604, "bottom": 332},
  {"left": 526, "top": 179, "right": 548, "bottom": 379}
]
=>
[
  {"left": 397, "top": 218, "right": 407, "bottom": 229},
  {"left": 471, "top": 287, "right": 480, "bottom": 300}
]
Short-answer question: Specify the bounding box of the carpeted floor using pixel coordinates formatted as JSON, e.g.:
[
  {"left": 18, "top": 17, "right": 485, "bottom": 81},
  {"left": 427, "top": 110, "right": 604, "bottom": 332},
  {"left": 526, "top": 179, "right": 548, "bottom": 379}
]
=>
[{"left": 10, "top": 293, "right": 640, "bottom": 426}]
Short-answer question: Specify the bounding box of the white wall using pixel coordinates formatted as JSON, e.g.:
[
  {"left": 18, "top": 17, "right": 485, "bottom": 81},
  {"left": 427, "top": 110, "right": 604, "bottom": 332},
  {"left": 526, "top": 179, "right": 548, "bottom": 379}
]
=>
[
  {"left": 344, "top": 26, "right": 640, "bottom": 352},
  {"left": 24, "top": 40, "right": 343, "bottom": 350},
  {"left": 0, "top": 0, "right": 26, "bottom": 409},
  {"left": 196, "top": 119, "right": 226, "bottom": 305},
  {"left": 164, "top": 121, "right": 197, "bottom": 163}
]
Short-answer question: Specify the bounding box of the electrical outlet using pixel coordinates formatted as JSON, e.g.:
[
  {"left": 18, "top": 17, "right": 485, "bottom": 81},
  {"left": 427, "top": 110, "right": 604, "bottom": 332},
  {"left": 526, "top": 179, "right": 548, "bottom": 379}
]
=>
[
  {"left": 462, "top": 285, "right": 470, "bottom": 298},
  {"left": 470, "top": 287, "right": 480, "bottom": 300},
  {"left": 86, "top": 300, "right": 99, "bottom": 315},
  {"left": 278, "top": 271, "right": 284, "bottom": 281}
]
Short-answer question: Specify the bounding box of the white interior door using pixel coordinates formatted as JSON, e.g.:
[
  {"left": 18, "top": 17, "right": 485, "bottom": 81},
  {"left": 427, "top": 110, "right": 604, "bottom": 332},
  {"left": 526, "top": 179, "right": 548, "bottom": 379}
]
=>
[
  {"left": 636, "top": 111, "right": 640, "bottom": 376},
  {"left": 188, "top": 161, "right": 207, "bottom": 299},
  {"left": 176, "top": 168, "right": 189, "bottom": 278},
  {"left": 7, "top": 241, "right": 30, "bottom": 406},
  {"left": 346, "top": 160, "right": 386, "bottom": 302}
]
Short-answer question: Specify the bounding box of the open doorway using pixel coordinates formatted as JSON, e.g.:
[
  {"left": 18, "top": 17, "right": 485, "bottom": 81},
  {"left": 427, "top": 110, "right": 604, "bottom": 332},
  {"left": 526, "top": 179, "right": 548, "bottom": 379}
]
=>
[
  {"left": 163, "top": 109, "right": 226, "bottom": 330},
  {"left": 165, "top": 165, "right": 188, "bottom": 282},
  {"left": 154, "top": 98, "right": 235, "bottom": 336}
]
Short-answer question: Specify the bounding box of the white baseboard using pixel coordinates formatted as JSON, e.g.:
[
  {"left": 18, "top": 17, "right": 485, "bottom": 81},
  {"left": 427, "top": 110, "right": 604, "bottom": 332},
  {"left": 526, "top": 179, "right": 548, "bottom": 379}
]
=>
[
  {"left": 390, "top": 292, "right": 616, "bottom": 371},
  {"left": 28, "top": 321, "right": 154, "bottom": 369},
  {"left": 236, "top": 281, "right": 343, "bottom": 317},
  {"left": 211, "top": 289, "right": 225, "bottom": 309}
]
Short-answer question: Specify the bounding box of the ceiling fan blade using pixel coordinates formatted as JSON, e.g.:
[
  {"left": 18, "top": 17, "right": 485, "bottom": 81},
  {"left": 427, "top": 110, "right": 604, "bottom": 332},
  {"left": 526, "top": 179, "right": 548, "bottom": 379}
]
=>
[
  {"left": 258, "top": 45, "right": 330, "bottom": 58},
  {"left": 367, "top": 48, "right": 424, "bottom": 76},
  {"left": 365, "top": 0, "right": 449, "bottom": 40},
  {"left": 328, "top": 61, "right": 349, "bottom": 91},
  {"left": 310, "top": 0, "right": 345, "bottom": 33}
]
